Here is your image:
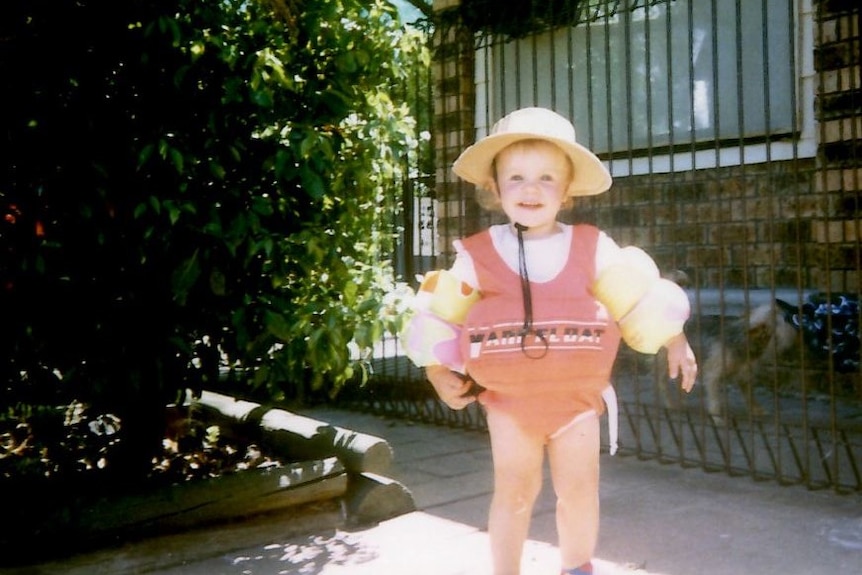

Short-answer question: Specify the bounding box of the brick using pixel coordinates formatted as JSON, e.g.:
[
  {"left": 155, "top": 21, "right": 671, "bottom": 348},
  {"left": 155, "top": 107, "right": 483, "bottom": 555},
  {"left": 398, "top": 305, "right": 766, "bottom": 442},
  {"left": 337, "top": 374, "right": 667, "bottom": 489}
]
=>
[
  {"left": 833, "top": 195, "right": 861, "bottom": 220},
  {"left": 827, "top": 243, "right": 862, "bottom": 268},
  {"left": 812, "top": 219, "right": 862, "bottom": 242},
  {"left": 771, "top": 267, "right": 800, "bottom": 288},
  {"left": 668, "top": 225, "right": 702, "bottom": 244},
  {"left": 841, "top": 167, "right": 862, "bottom": 191},
  {"left": 818, "top": 89, "right": 862, "bottom": 120},
  {"left": 822, "top": 140, "right": 862, "bottom": 166},
  {"left": 768, "top": 220, "right": 812, "bottom": 243},
  {"left": 711, "top": 223, "right": 755, "bottom": 244},
  {"left": 820, "top": 117, "right": 862, "bottom": 143}
]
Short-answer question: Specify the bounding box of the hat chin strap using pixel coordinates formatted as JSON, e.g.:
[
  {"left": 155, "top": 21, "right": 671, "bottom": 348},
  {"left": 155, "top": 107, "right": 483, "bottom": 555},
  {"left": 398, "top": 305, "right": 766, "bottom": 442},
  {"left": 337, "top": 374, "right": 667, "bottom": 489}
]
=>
[
  {"left": 513, "top": 222, "right": 548, "bottom": 359},
  {"left": 514, "top": 223, "right": 531, "bottom": 329}
]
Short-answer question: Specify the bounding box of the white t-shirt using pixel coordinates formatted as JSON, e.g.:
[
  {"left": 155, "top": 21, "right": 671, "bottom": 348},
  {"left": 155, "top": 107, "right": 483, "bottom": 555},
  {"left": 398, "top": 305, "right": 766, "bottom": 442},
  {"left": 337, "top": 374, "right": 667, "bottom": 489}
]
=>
[{"left": 451, "top": 222, "right": 622, "bottom": 289}]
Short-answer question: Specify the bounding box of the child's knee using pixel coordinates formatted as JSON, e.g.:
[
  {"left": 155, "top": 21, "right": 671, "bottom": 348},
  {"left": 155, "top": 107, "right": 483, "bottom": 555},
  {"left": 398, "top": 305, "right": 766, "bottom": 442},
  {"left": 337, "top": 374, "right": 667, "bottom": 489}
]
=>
[
  {"left": 553, "top": 464, "right": 599, "bottom": 504},
  {"left": 555, "top": 486, "right": 599, "bottom": 510},
  {"left": 494, "top": 490, "right": 540, "bottom": 516},
  {"left": 494, "top": 474, "right": 542, "bottom": 508}
]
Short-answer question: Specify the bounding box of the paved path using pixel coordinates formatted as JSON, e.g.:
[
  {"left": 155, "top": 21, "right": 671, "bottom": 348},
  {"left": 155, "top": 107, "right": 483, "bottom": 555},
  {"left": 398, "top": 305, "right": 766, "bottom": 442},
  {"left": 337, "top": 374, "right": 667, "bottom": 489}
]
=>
[{"left": 6, "top": 406, "right": 861, "bottom": 574}]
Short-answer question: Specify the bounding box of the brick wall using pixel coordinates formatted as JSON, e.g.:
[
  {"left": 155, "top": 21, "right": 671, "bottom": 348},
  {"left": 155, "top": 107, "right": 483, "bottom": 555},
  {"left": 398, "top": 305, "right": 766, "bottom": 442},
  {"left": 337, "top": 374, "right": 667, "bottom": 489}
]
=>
[
  {"left": 430, "top": 2, "right": 478, "bottom": 256},
  {"left": 812, "top": 0, "right": 861, "bottom": 292},
  {"left": 581, "top": 161, "right": 819, "bottom": 289},
  {"left": 430, "top": 1, "right": 860, "bottom": 293}
]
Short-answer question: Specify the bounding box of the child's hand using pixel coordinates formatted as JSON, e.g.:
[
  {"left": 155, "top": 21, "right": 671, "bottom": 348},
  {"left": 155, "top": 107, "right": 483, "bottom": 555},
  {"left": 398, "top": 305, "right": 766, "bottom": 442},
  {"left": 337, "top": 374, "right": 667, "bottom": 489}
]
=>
[
  {"left": 664, "top": 333, "right": 698, "bottom": 393},
  {"left": 425, "top": 365, "right": 478, "bottom": 410}
]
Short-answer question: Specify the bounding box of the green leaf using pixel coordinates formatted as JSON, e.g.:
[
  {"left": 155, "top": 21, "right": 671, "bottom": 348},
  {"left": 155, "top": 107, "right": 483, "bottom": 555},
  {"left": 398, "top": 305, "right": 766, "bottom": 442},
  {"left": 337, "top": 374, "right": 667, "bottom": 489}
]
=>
[
  {"left": 167, "top": 202, "right": 181, "bottom": 225},
  {"left": 137, "top": 144, "right": 155, "bottom": 170},
  {"left": 133, "top": 202, "right": 147, "bottom": 219},
  {"left": 300, "top": 165, "right": 325, "bottom": 199},
  {"left": 264, "top": 310, "right": 293, "bottom": 341},
  {"left": 172, "top": 251, "right": 201, "bottom": 306},
  {"left": 209, "top": 160, "right": 226, "bottom": 180},
  {"left": 169, "top": 148, "right": 184, "bottom": 173},
  {"left": 342, "top": 281, "right": 358, "bottom": 305}
]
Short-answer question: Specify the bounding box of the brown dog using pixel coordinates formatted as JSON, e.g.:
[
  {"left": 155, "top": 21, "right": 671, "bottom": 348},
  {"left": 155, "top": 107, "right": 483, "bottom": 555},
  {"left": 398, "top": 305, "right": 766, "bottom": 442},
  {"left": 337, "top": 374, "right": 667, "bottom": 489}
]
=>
[
  {"left": 691, "top": 300, "right": 799, "bottom": 421},
  {"left": 656, "top": 294, "right": 799, "bottom": 422},
  {"left": 644, "top": 280, "right": 861, "bottom": 424}
]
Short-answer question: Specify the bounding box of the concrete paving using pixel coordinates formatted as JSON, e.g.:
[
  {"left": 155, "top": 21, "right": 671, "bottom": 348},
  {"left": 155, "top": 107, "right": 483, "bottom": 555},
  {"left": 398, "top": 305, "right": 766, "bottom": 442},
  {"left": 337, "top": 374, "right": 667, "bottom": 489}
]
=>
[{"left": 5, "top": 406, "right": 862, "bottom": 575}]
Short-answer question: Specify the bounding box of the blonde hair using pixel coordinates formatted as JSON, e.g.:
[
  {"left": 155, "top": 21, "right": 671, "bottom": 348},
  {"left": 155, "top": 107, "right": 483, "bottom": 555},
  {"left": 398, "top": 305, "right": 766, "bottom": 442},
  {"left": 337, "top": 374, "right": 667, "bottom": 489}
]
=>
[{"left": 473, "top": 139, "right": 575, "bottom": 212}]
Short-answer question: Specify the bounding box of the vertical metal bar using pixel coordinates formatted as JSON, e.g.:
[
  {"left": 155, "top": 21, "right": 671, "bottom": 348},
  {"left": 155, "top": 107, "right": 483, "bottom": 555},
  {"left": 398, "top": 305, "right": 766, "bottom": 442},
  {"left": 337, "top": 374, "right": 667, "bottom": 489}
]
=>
[
  {"left": 683, "top": 409, "right": 707, "bottom": 465},
  {"left": 758, "top": 0, "right": 785, "bottom": 485},
  {"left": 664, "top": 0, "right": 676, "bottom": 169},
  {"left": 581, "top": 5, "right": 595, "bottom": 150},
  {"left": 780, "top": 421, "right": 806, "bottom": 484},
  {"left": 683, "top": 0, "right": 709, "bottom": 469},
  {"left": 811, "top": 427, "right": 835, "bottom": 489},
  {"left": 732, "top": 0, "right": 757, "bottom": 478},
  {"left": 813, "top": 0, "right": 837, "bottom": 492},
  {"left": 531, "top": 26, "right": 540, "bottom": 106},
  {"left": 752, "top": 419, "right": 780, "bottom": 481},
  {"left": 602, "top": 3, "right": 615, "bottom": 174},
  {"left": 513, "top": 32, "right": 522, "bottom": 109},
  {"left": 839, "top": 430, "right": 861, "bottom": 491},
  {"left": 706, "top": 0, "right": 733, "bottom": 476},
  {"left": 622, "top": 4, "right": 635, "bottom": 174},
  {"left": 788, "top": 0, "right": 814, "bottom": 489},
  {"left": 661, "top": 406, "right": 685, "bottom": 462}
]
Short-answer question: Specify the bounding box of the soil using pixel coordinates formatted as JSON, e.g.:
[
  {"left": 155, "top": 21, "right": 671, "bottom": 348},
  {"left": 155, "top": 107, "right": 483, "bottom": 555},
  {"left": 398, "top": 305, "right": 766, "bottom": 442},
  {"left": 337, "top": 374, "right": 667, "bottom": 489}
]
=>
[
  {"left": 1, "top": 402, "right": 283, "bottom": 492},
  {"left": 0, "top": 402, "right": 288, "bottom": 563},
  {"left": 150, "top": 404, "right": 283, "bottom": 485}
]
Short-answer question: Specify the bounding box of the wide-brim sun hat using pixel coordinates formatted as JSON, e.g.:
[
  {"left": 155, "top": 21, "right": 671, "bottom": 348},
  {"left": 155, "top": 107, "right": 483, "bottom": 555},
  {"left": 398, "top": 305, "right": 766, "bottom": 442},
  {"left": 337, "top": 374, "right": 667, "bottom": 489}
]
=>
[{"left": 452, "top": 107, "right": 612, "bottom": 196}]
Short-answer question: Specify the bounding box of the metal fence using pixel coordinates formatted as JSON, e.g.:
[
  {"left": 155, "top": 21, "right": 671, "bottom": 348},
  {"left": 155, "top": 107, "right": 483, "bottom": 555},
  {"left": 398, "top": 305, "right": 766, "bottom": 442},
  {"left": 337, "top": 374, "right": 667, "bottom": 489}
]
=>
[{"left": 339, "top": 0, "right": 861, "bottom": 493}]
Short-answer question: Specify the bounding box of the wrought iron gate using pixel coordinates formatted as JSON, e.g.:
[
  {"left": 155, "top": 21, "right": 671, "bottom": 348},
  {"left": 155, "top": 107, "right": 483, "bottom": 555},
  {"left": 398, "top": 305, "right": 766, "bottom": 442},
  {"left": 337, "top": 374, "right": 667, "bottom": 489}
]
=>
[{"left": 339, "top": 0, "right": 861, "bottom": 493}]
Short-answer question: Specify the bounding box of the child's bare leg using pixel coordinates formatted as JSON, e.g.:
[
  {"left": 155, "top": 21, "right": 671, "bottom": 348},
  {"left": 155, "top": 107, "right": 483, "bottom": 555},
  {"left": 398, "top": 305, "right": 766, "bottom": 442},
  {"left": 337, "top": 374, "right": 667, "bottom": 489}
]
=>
[
  {"left": 486, "top": 409, "right": 545, "bottom": 575},
  {"left": 548, "top": 413, "right": 601, "bottom": 570}
]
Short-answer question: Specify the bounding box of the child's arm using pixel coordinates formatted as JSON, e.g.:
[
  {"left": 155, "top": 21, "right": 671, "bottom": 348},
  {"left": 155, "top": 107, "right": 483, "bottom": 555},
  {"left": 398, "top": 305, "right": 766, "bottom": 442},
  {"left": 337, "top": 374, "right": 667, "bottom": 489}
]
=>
[
  {"left": 399, "top": 260, "right": 485, "bottom": 408},
  {"left": 592, "top": 238, "right": 697, "bottom": 392}
]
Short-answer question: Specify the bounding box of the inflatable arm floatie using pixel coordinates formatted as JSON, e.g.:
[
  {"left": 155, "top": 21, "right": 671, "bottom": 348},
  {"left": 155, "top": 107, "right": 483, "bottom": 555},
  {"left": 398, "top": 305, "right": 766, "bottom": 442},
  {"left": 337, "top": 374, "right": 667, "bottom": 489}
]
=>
[
  {"left": 591, "top": 246, "right": 690, "bottom": 354},
  {"left": 400, "top": 270, "right": 481, "bottom": 373}
]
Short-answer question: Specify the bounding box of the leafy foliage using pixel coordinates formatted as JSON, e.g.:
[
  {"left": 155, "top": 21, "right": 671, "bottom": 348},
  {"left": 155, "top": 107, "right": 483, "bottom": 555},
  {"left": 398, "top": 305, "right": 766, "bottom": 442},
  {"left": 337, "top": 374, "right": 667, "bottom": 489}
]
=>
[
  {"left": 1, "top": 0, "right": 427, "bottom": 479},
  {"left": 458, "top": 0, "right": 583, "bottom": 39}
]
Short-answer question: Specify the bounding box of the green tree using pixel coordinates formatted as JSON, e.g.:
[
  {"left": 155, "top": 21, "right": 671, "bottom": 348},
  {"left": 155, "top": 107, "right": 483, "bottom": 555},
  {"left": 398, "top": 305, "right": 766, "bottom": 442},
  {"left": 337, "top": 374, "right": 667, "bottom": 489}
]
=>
[{"left": 1, "top": 0, "right": 427, "bottom": 482}]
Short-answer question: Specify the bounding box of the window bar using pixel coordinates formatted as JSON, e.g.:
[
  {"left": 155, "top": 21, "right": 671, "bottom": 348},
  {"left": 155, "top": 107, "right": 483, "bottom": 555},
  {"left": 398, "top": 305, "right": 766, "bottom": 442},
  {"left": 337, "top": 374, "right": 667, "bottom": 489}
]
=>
[
  {"left": 813, "top": 0, "right": 836, "bottom": 491},
  {"left": 732, "top": 0, "right": 759, "bottom": 478},
  {"left": 706, "top": 0, "right": 737, "bottom": 476},
  {"left": 758, "top": 0, "right": 785, "bottom": 485},
  {"left": 784, "top": 0, "right": 813, "bottom": 488},
  {"left": 531, "top": 22, "right": 540, "bottom": 106}
]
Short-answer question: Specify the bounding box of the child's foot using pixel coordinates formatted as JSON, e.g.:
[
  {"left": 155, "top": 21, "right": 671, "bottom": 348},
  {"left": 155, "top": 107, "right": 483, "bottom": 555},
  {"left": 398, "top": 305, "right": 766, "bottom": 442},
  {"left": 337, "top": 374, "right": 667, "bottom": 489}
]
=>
[{"left": 561, "top": 561, "right": 593, "bottom": 575}]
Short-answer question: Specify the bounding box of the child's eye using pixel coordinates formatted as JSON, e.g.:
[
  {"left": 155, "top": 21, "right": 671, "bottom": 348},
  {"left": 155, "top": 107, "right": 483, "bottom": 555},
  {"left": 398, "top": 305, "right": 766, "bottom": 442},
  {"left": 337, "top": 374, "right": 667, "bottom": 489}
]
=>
[{"left": 509, "top": 174, "right": 524, "bottom": 182}]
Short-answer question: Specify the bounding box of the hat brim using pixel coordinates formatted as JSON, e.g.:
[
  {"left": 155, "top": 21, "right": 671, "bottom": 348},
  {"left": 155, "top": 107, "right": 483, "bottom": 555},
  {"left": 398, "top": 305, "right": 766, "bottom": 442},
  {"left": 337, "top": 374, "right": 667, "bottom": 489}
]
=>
[{"left": 452, "top": 132, "right": 612, "bottom": 196}]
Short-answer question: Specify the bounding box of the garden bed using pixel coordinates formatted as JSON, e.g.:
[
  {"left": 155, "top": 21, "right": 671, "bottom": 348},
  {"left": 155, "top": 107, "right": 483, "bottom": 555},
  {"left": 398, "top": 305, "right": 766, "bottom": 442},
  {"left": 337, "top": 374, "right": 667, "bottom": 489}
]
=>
[{"left": 0, "top": 391, "right": 414, "bottom": 567}]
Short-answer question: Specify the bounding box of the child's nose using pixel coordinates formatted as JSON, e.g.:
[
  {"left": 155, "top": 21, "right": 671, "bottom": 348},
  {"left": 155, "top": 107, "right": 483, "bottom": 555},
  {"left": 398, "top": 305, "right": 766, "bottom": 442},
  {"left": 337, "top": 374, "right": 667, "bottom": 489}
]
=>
[{"left": 522, "top": 179, "right": 541, "bottom": 193}]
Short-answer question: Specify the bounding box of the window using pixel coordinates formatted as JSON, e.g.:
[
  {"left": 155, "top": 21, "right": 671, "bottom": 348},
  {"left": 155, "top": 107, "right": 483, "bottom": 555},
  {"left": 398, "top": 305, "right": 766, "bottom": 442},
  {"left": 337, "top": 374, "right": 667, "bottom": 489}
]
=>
[{"left": 475, "top": 0, "right": 816, "bottom": 175}]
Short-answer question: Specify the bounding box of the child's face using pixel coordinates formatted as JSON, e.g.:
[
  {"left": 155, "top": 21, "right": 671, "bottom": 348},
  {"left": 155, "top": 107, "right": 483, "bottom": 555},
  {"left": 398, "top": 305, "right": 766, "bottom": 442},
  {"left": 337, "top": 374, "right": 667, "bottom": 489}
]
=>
[{"left": 491, "top": 140, "right": 572, "bottom": 236}]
